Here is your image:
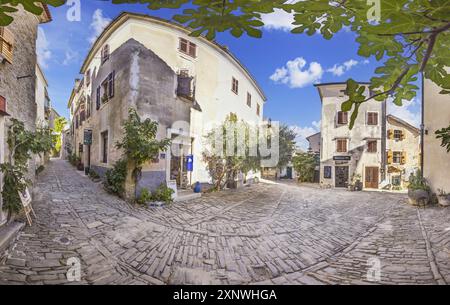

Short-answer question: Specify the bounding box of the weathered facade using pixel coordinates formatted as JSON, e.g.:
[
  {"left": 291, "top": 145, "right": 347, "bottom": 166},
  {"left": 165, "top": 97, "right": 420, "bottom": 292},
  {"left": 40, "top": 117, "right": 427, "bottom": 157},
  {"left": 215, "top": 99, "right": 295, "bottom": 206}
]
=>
[
  {"left": 316, "top": 82, "right": 386, "bottom": 189},
  {"left": 68, "top": 13, "right": 266, "bottom": 196},
  {"left": 386, "top": 115, "right": 421, "bottom": 190},
  {"left": 423, "top": 77, "right": 450, "bottom": 193},
  {"left": 0, "top": 5, "right": 52, "bottom": 225},
  {"left": 35, "top": 63, "right": 51, "bottom": 167}
]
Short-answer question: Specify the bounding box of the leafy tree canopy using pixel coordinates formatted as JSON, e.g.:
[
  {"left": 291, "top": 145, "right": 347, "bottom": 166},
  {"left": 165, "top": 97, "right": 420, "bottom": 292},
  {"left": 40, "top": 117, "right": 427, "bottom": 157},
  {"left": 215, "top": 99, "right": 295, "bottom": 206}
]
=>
[{"left": 2, "top": 1, "right": 449, "bottom": 129}]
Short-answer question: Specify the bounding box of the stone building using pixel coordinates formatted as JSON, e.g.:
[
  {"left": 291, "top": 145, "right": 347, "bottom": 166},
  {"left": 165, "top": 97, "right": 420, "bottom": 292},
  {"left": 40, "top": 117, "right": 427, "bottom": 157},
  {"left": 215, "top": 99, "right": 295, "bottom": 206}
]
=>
[
  {"left": 315, "top": 82, "right": 421, "bottom": 190},
  {"left": 386, "top": 115, "right": 421, "bottom": 190},
  {"left": 306, "top": 132, "right": 321, "bottom": 183},
  {"left": 68, "top": 12, "right": 266, "bottom": 197},
  {"left": 0, "top": 5, "right": 52, "bottom": 226},
  {"left": 423, "top": 77, "right": 450, "bottom": 194},
  {"left": 35, "top": 63, "right": 51, "bottom": 167}
]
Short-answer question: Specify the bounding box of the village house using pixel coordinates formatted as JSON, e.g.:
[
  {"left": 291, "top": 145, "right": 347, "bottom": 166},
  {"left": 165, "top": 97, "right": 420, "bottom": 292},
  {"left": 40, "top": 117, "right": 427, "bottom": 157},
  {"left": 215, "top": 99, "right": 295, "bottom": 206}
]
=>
[
  {"left": 386, "top": 115, "right": 421, "bottom": 190},
  {"left": 35, "top": 63, "right": 51, "bottom": 167},
  {"left": 67, "top": 12, "right": 266, "bottom": 197},
  {"left": 423, "top": 77, "right": 450, "bottom": 194},
  {"left": 0, "top": 4, "right": 52, "bottom": 227},
  {"left": 315, "top": 82, "right": 421, "bottom": 190},
  {"left": 306, "top": 132, "right": 321, "bottom": 183}
]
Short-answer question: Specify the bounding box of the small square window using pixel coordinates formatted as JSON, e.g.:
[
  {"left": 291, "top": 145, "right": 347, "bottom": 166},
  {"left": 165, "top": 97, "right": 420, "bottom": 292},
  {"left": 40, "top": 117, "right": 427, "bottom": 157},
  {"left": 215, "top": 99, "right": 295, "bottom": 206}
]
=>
[
  {"left": 367, "top": 112, "right": 378, "bottom": 125},
  {"left": 179, "top": 38, "right": 197, "bottom": 58},
  {"left": 394, "top": 130, "right": 402, "bottom": 140}
]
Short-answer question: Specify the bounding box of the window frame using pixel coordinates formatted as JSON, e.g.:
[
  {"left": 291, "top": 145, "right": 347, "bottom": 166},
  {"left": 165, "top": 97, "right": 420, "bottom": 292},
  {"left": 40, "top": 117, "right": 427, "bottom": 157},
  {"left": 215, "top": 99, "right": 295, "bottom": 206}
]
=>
[
  {"left": 231, "top": 77, "right": 239, "bottom": 95},
  {"left": 367, "top": 140, "right": 377, "bottom": 153},
  {"left": 367, "top": 111, "right": 379, "bottom": 126},
  {"left": 393, "top": 151, "right": 402, "bottom": 164},
  {"left": 247, "top": 92, "right": 252, "bottom": 108},
  {"left": 179, "top": 38, "right": 197, "bottom": 58},
  {"left": 101, "top": 44, "right": 110, "bottom": 64},
  {"left": 101, "top": 130, "right": 109, "bottom": 164},
  {"left": 336, "top": 138, "right": 348, "bottom": 153},
  {"left": 394, "top": 129, "right": 402, "bottom": 141},
  {"left": 337, "top": 111, "right": 348, "bottom": 125}
]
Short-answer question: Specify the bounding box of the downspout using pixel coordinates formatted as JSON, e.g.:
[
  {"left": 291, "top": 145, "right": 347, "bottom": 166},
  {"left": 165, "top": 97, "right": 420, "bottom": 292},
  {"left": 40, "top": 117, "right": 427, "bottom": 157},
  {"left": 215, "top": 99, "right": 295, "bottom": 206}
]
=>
[
  {"left": 381, "top": 99, "right": 387, "bottom": 182},
  {"left": 420, "top": 72, "right": 425, "bottom": 177}
]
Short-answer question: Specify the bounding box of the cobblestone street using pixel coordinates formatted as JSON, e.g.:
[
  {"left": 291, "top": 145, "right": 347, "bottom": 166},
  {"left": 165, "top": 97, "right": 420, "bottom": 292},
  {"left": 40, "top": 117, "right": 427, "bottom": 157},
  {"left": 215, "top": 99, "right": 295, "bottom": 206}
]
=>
[{"left": 0, "top": 160, "right": 449, "bottom": 285}]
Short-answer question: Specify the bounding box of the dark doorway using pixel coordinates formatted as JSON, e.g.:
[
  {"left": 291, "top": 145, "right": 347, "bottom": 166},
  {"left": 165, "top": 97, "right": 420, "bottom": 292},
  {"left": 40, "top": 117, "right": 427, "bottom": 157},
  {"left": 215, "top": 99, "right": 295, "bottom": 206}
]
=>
[
  {"left": 335, "top": 166, "right": 349, "bottom": 188},
  {"left": 365, "top": 167, "right": 379, "bottom": 189},
  {"left": 286, "top": 167, "right": 293, "bottom": 179}
]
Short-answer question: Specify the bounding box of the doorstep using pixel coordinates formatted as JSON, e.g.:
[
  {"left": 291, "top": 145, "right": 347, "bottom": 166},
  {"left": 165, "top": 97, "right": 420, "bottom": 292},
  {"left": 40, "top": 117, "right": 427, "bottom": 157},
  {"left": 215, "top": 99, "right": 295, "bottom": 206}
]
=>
[
  {"left": 174, "top": 190, "right": 202, "bottom": 202},
  {"left": 0, "top": 222, "right": 25, "bottom": 254}
]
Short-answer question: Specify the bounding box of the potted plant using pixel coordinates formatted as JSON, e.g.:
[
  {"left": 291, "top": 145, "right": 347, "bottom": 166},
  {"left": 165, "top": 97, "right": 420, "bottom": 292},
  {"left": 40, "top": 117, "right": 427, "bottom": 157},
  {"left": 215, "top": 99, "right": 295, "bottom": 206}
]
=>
[
  {"left": 349, "top": 174, "right": 362, "bottom": 191},
  {"left": 407, "top": 170, "right": 430, "bottom": 206},
  {"left": 437, "top": 189, "right": 450, "bottom": 207}
]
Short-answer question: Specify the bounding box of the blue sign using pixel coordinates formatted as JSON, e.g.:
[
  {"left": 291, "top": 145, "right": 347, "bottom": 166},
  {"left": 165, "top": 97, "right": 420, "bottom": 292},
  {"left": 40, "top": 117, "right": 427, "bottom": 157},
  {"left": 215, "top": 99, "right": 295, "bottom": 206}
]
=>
[{"left": 186, "top": 155, "right": 194, "bottom": 172}]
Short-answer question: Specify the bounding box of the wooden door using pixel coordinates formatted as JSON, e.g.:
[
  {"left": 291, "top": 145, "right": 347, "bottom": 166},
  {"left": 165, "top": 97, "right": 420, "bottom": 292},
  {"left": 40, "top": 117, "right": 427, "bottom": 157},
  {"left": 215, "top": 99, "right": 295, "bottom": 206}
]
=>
[{"left": 365, "top": 167, "right": 379, "bottom": 189}]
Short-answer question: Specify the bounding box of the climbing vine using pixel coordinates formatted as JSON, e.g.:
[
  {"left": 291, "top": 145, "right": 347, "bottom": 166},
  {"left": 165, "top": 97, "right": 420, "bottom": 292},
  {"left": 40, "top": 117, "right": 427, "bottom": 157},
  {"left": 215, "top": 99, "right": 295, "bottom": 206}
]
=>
[{"left": 0, "top": 118, "right": 53, "bottom": 220}]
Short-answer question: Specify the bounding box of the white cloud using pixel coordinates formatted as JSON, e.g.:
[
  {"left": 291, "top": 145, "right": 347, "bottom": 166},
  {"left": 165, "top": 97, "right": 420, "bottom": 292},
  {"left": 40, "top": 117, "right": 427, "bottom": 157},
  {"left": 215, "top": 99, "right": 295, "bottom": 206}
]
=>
[
  {"left": 270, "top": 57, "right": 324, "bottom": 88},
  {"left": 327, "top": 59, "right": 360, "bottom": 76},
  {"left": 291, "top": 120, "right": 321, "bottom": 150},
  {"left": 89, "top": 9, "right": 111, "bottom": 44},
  {"left": 387, "top": 98, "right": 421, "bottom": 127},
  {"left": 37, "top": 28, "right": 51, "bottom": 69},
  {"left": 62, "top": 49, "right": 79, "bottom": 66},
  {"left": 261, "top": 9, "right": 295, "bottom": 31},
  {"left": 363, "top": 59, "right": 370, "bottom": 65}
]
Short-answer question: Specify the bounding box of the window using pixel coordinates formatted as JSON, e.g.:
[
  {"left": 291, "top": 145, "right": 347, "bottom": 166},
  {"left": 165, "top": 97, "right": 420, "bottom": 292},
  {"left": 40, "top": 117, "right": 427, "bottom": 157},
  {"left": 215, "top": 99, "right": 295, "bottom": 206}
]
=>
[
  {"left": 99, "top": 71, "right": 115, "bottom": 104},
  {"left": 101, "top": 44, "right": 110, "bottom": 64},
  {"left": 324, "top": 166, "right": 332, "bottom": 179},
  {"left": 232, "top": 77, "right": 239, "bottom": 94},
  {"left": 75, "top": 114, "right": 79, "bottom": 129},
  {"left": 393, "top": 151, "right": 402, "bottom": 164},
  {"left": 179, "top": 38, "right": 197, "bottom": 58},
  {"left": 101, "top": 131, "right": 108, "bottom": 164},
  {"left": 86, "top": 69, "right": 91, "bottom": 86},
  {"left": 337, "top": 111, "right": 348, "bottom": 125},
  {"left": 392, "top": 176, "right": 401, "bottom": 186},
  {"left": 256, "top": 104, "right": 261, "bottom": 117},
  {"left": 86, "top": 95, "right": 91, "bottom": 118},
  {"left": 177, "top": 70, "right": 194, "bottom": 100},
  {"left": 367, "top": 112, "right": 378, "bottom": 125},
  {"left": 0, "top": 95, "right": 7, "bottom": 114},
  {"left": 247, "top": 92, "right": 252, "bottom": 107},
  {"left": 336, "top": 138, "right": 347, "bottom": 153},
  {"left": 394, "top": 130, "right": 403, "bottom": 141},
  {"left": 96, "top": 86, "right": 101, "bottom": 110},
  {"left": 0, "top": 27, "right": 14, "bottom": 63},
  {"left": 367, "top": 140, "right": 377, "bottom": 153},
  {"left": 80, "top": 101, "right": 86, "bottom": 123}
]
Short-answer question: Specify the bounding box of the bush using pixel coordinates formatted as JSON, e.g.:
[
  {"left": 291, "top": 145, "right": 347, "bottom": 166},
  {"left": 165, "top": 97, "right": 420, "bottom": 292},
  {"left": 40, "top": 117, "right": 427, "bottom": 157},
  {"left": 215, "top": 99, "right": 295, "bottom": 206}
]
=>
[
  {"left": 89, "top": 170, "right": 100, "bottom": 181},
  {"left": 408, "top": 170, "right": 430, "bottom": 192},
  {"left": 152, "top": 183, "right": 174, "bottom": 203},
  {"left": 136, "top": 188, "right": 152, "bottom": 205},
  {"left": 104, "top": 159, "right": 127, "bottom": 196}
]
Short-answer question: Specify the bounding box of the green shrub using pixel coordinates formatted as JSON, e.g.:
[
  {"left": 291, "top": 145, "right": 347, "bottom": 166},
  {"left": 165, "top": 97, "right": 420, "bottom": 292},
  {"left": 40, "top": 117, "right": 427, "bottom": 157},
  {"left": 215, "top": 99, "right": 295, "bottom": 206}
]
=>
[
  {"left": 89, "top": 170, "right": 100, "bottom": 180},
  {"left": 408, "top": 170, "right": 430, "bottom": 192},
  {"left": 104, "top": 159, "right": 127, "bottom": 197},
  {"left": 152, "top": 183, "right": 174, "bottom": 203},
  {"left": 136, "top": 188, "right": 152, "bottom": 205}
]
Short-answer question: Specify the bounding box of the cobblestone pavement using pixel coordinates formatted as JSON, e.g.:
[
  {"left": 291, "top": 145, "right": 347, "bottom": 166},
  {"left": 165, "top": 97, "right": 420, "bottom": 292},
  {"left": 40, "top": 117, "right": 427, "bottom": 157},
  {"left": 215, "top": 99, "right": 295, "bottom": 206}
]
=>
[{"left": 0, "top": 160, "right": 449, "bottom": 285}]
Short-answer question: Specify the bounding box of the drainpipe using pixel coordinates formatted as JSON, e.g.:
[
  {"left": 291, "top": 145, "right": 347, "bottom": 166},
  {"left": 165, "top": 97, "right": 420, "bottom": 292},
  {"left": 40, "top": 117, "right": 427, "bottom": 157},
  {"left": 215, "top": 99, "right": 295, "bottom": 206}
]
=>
[
  {"left": 420, "top": 72, "right": 425, "bottom": 177},
  {"left": 381, "top": 99, "right": 387, "bottom": 181}
]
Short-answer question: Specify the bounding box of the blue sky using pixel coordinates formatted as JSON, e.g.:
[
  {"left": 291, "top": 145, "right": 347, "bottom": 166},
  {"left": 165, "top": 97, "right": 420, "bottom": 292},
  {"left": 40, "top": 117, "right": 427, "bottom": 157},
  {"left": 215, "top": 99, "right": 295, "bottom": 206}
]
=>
[{"left": 38, "top": 2, "right": 421, "bottom": 149}]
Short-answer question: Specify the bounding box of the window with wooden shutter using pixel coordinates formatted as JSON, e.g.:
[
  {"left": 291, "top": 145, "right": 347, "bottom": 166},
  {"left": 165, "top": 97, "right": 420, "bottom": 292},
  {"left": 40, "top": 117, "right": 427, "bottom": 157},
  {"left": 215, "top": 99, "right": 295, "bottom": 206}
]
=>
[
  {"left": 387, "top": 150, "right": 393, "bottom": 164},
  {"left": 336, "top": 139, "right": 347, "bottom": 153},
  {"left": 96, "top": 87, "right": 101, "bottom": 110},
  {"left": 108, "top": 71, "right": 115, "bottom": 98},
  {"left": 387, "top": 129, "right": 394, "bottom": 140},
  {"left": 393, "top": 151, "right": 402, "bottom": 164},
  {"left": 367, "top": 140, "right": 377, "bottom": 153},
  {"left": 367, "top": 112, "right": 378, "bottom": 125},
  {"left": 0, "top": 27, "right": 14, "bottom": 63},
  {"left": 0, "top": 95, "right": 7, "bottom": 115},
  {"left": 401, "top": 151, "right": 407, "bottom": 165},
  {"left": 232, "top": 77, "right": 239, "bottom": 94},
  {"left": 337, "top": 111, "right": 348, "bottom": 125},
  {"left": 101, "top": 44, "right": 110, "bottom": 64},
  {"left": 179, "top": 38, "right": 197, "bottom": 58}
]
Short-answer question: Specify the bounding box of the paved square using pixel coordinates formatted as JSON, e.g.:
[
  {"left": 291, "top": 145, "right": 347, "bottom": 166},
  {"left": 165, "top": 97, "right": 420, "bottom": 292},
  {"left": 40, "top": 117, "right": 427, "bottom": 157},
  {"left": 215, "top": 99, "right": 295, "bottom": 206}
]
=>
[{"left": 0, "top": 160, "right": 449, "bottom": 285}]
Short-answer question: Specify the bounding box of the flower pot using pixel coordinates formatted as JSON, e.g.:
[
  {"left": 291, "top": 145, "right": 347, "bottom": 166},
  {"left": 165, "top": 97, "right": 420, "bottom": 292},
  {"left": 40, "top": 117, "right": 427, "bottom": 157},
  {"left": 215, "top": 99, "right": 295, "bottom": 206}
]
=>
[
  {"left": 438, "top": 195, "right": 450, "bottom": 207},
  {"left": 408, "top": 189, "right": 430, "bottom": 206}
]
